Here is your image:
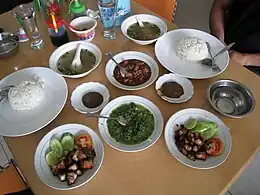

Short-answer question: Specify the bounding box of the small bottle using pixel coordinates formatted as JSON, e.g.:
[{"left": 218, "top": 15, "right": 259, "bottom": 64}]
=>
[
  {"left": 69, "top": 0, "right": 87, "bottom": 19},
  {"left": 47, "top": 15, "right": 69, "bottom": 47}
]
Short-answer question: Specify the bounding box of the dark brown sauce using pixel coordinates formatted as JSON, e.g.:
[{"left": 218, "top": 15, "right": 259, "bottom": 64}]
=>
[
  {"left": 82, "top": 92, "right": 103, "bottom": 108},
  {"left": 159, "top": 82, "right": 184, "bottom": 98}
]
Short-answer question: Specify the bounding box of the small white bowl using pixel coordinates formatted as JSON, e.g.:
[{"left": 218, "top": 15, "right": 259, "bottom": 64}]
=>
[
  {"left": 71, "top": 82, "right": 110, "bottom": 113},
  {"left": 49, "top": 41, "right": 102, "bottom": 79},
  {"left": 155, "top": 73, "right": 194, "bottom": 103},
  {"left": 105, "top": 51, "right": 159, "bottom": 90},
  {"left": 69, "top": 16, "right": 97, "bottom": 42},
  {"left": 121, "top": 14, "right": 167, "bottom": 45}
]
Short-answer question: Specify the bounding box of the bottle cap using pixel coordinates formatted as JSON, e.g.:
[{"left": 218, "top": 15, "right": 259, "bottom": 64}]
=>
[{"left": 70, "top": 0, "right": 86, "bottom": 14}]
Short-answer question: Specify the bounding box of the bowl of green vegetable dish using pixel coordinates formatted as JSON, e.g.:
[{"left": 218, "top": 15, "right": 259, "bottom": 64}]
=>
[
  {"left": 121, "top": 14, "right": 167, "bottom": 45},
  {"left": 98, "top": 95, "right": 164, "bottom": 152}
]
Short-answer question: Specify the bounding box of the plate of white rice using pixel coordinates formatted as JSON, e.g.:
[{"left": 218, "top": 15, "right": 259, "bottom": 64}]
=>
[
  {"left": 155, "top": 29, "right": 229, "bottom": 79},
  {"left": 0, "top": 67, "right": 68, "bottom": 137}
]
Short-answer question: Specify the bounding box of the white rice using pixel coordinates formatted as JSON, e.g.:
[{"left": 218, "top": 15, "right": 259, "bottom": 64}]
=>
[
  {"left": 8, "top": 80, "right": 45, "bottom": 111},
  {"left": 176, "top": 37, "right": 208, "bottom": 61}
]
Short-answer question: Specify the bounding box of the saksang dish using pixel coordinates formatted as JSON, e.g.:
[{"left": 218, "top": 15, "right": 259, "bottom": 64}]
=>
[
  {"left": 107, "top": 102, "right": 155, "bottom": 145},
  {"left": 45, "top": 132, "right": 96, "bottom": 185},
  {"left": 57, "top": 49, "right": 96, "bottom": 75},
  {"left": 175, "top": 118, "right": 224, "bottom": 161},
  {"left": 113, "top": 59, "right": 151, "bottom": 86},
  {"left": 127, "top": 22, "right": 161, "bottom": 41}
]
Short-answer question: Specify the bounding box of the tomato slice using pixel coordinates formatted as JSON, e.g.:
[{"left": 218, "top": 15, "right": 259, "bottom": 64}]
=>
[
  {"left": 206, "top": 138, "right": 224, "bottom": 156},
  {"left": 76, "top": 133, "right": 93, "bottom": 149}
]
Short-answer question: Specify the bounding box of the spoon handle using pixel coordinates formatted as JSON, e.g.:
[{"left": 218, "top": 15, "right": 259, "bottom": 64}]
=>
[
  {"left": 85, "top": 113, "right": 118, "bottom": 120},
  {"left": 213, "top": 42, "right": 235, "bottom": 59},
  {"left": 75, "top": 44, "right": 82, "bottom": 59},
  {"left": 105, "top": 52, "right": 119, "bottom": 65}
]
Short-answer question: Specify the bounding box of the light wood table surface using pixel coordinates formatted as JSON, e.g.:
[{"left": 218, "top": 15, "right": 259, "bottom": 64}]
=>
[{"left": 1, "top": 1, "right": 260, "bottom": 195}]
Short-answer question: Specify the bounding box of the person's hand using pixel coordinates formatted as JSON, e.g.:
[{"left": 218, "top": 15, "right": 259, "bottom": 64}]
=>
[{"left": 229, "top": 51, "right": 248, "bottom": 65}]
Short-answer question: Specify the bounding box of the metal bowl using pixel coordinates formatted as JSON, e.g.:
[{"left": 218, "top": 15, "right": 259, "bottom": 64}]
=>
[
  {"left": 0, "top": 32, "right": 19, "bottom": 58},
  {"left": 207, "top": 79, "right": 255, "bottom": 118}
]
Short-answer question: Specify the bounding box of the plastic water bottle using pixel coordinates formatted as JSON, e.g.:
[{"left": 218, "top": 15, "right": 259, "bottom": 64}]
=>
[{"left": 116, "top": 0, "right": 131, "bottom": 26}]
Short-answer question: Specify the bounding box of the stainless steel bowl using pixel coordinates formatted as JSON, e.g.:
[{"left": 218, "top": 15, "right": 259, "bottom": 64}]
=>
[
  {"left": 0, "top": 32, "right": 19, "bottom": 58},
  {"left": 207, "top": 80, "right": 255, "bottom": 118}
]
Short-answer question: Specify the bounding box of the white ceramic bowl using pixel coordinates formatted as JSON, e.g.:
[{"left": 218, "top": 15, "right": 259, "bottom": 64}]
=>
[
  {"left": 164, "top": 108, "right": 232, "bottom": 169},
  {"left": 71, "top": 82, "right": 110, "bottom": 113},
  {"left": 105, "top": 51, "right": 159, "bottom": 90},
  {"left": 69, "top": 16, "right": 97, "bottom": 41},
  {"left": 121, "top": 14, "right": 167, "bottom": 45},
  {"left": 49, "top": 41, "right": 102, "bottom": 79},
  {"left": 34, "top": 124, "right": 104, "bottom": 190},
  {"left": 98, "top": 95, "right": 164, "bottom": 152},
  {"left": 155, "top": 73, "right": 194, "bottom": 103}
]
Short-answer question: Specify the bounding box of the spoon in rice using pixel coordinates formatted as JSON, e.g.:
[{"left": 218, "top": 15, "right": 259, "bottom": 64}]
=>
[
  {"left": 0, "top": 85, "right": 14, "bottom": 102},
  {"left": 105, "top": 52, "right": 128, "bottom": 77},
  {"left": 201, "top": 42, "right": 235, "bottom": 71}
]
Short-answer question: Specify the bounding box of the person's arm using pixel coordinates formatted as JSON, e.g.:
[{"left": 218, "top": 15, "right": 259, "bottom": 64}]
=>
[
  {"left": 230, "top": 51, "right": 260, "bottom": 66},
  {"left": 210, "top": 0, "right": 231, "bottom": 42}
]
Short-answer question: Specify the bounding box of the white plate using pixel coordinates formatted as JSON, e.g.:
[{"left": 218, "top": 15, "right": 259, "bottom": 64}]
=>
[
  {"left": 98, "top": 95, "right": 164, "bottom": 152},
  {"left": 121, "top": 14, "right": 167, "bottom": 45},
  {"left": 49, "top": 41, "right": 102, "bottom": 78},
  {"left": 155, "top": 29, "right": 229, "bottom": 79},
  {"left": 34, "top": 124, "right": 104, "bottom": 190},
  {"left": 165, "top": 108, "right": 232, "bottom": 169},
  {"left": 105, "top": 51, "right": 159, "bottom": 90},
  {"left": 71, "top": 82, "right": 110, "bottom": 113},
  {"left": 155, "top": 73, "right": 194, "bottom": 103},
  {"left": 0, "top": 67, "right": 68, "bottom": 137}
]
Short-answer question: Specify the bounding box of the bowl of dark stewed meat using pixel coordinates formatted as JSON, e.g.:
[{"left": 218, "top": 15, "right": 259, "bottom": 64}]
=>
[{"left": 105, "top": 51, "right": 159, "bottom": 90}]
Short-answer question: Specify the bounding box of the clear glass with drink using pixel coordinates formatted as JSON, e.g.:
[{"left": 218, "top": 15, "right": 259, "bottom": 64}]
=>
[
  {"left": 97, "top": 0, "right": 117, "bottom": 40},
  {"left": 13, "top": 3, "right": 44, "bottom": 50}
]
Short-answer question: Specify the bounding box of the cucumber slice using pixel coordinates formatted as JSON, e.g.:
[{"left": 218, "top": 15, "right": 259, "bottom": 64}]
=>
[
  {"left": 50, "top": 139, "right": 63, "bottom": 158},
  {"left": 184, "top": 118, "right": 198, "bottom": 130},
  {"left": 61, "top": 134, "right": 74, "bottom": 152},
  {"left": 46, "top": 151, "right": 58, "bottom": 166}
]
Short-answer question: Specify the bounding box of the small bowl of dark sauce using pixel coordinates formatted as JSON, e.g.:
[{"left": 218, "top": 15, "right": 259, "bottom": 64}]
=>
[
  {"left": 71, "top": 82, "right": 110, "bottom": 113},
  {"left": 155, "top": 73, "right": 194, "bottom": 103}
]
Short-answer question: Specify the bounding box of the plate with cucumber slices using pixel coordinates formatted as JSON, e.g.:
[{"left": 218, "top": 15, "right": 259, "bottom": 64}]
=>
[
  {"left": 34, "top": 124, "right": 104, "bottom": 190},
  {"left": 164, "top": 108, "right": 232, "bottom": 169}
]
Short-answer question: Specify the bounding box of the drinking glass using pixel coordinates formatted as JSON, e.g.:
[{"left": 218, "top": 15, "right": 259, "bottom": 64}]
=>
[
  {"left": 13, "top": 3, "right": 44, "bottom": 50},
  {"left": 97, "top": 0, "right": 117, "bottom": 40}
]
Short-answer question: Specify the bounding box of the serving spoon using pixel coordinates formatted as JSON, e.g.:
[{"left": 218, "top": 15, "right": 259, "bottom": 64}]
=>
[
  {"left": 71, "top": 43, "right": 83, "bottom": 70},
  {"left": 85, "top": 113, "right": 128, "bottom": 126},
  {"left": 201, "top": 42, "right": 235, "bottom": 71},
  {"left": 105, "top": 52, "right": 128, "bottom": 77},
  {"left": 0, "top": 85, "right": 14, "bottom": 102}
]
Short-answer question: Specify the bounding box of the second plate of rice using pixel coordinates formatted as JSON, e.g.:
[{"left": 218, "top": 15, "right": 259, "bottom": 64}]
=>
[{"left": 155, "top": 29, "right": 229, "bottom": 79}]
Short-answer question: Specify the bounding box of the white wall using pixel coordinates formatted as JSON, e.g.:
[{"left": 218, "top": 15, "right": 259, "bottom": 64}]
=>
[{"left": 174, "top": 0, "right": 214, "bottom": 32}]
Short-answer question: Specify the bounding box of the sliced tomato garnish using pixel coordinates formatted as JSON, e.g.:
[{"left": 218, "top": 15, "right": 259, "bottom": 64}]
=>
[
  {"left": 206, "top": 138, "right": 224, "bottom": 156},
  {"left": 76, "top": 133, "right": 93, "bottom": 149}
]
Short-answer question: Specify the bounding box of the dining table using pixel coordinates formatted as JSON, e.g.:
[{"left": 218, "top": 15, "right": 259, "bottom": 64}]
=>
[{"left": 0, "top": 1, "right": 260, "bottom": 195}]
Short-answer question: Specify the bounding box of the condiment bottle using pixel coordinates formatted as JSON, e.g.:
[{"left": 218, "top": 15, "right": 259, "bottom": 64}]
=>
[
  {"left": 47, "top": 13, "right": 69, "bottom": 47},
  {"left": 69, "top": 0, "right": 87, "bottom": 19}
]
